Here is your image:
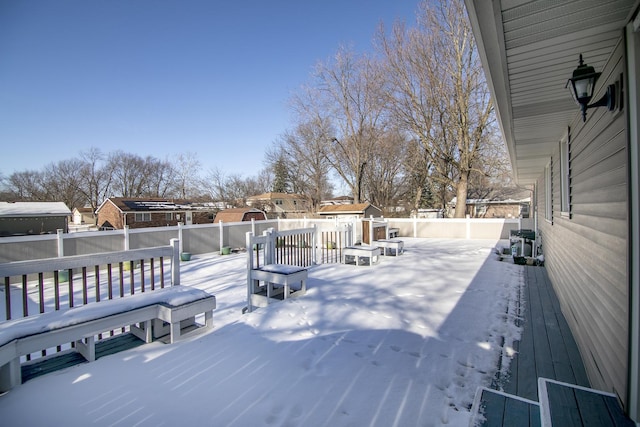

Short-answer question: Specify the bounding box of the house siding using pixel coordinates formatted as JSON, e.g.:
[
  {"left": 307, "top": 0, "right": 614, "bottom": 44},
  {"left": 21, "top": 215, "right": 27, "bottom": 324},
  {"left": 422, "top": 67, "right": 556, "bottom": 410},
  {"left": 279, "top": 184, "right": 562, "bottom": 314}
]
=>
[{"left": 537, "top": 39, "right": 629, "bottom": 404}]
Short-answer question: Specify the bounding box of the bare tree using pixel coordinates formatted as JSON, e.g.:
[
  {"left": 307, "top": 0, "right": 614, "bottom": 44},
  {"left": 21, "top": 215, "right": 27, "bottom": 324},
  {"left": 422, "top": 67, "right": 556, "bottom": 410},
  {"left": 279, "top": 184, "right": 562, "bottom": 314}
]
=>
[
  {"left": 379, "top": 0, "right": 496, "bottom": 217},
  {"left": 41, "top": 159, "right": 87, "bottom": 208},
  {"left": 78, "top": 148, "right": 112, "bottom": 219},
  {"left": 305, "top": 46, "right": 389, "bottom": 203},
  {"left": 202, "top": 167, "right": 270, "bottom": 207},
  {"left": 270, "top": 116, "right": 334, "bottom": 211},
  {"left": 363, "top": 129, "right": 408, "bottom": 212},
  {"left": 173, "top": 152, "right": 201, "bottom": 199},
  {"left": 6, "top": 170, "right": 47, "bottom": 201}
]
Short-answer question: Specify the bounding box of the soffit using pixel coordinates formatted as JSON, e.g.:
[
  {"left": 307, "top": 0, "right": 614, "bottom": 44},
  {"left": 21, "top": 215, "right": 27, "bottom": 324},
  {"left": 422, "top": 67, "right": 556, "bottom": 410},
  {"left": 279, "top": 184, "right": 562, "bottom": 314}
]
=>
[{"left": 466, "top": 0, "right": 635, "bottom": 185}]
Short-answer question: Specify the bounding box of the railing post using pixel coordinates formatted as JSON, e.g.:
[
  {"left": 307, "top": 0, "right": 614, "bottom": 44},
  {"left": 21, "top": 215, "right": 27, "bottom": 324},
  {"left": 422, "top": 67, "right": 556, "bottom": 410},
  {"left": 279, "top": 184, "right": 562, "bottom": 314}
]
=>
[
  {"left": 170, "top": 238, "right": 180, "bottom": 286},
  {"left": 246, "top": 231, "right": 253, "bottom": 313},
  {"left": 56, "top": 229, "right": 64, "bottom": 257},
  {"left": 251, "top": 218, "right": 256, "bottom": 236},
  {"left": 263, "top": 228, "right": 275, "bottom": 265},
  {"left": 178, "top": 222, "right": 184, "bottom": 254},
  {"left": 369, "top": 216, "right": 374, "bottom": 246},
  {"left": 312, "top": 224, "right": 317, "bottom": 265}
]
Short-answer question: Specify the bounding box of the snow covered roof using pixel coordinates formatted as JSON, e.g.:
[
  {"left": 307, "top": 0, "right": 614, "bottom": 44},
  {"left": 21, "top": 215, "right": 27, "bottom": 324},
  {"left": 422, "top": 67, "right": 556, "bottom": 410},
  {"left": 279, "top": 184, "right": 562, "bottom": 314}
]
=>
[
  {"left": 0, "top": 202, "right": 71, "bottom": 217},
  {"left": 97, "top": 197, "right": 213, "bottom": 213}
]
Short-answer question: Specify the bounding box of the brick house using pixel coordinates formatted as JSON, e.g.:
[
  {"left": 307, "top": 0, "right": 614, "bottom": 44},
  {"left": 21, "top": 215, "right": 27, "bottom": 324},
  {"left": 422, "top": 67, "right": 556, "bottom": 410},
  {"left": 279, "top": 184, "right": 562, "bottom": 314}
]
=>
[
  {"left": 448, "top": 197, "right": 531, "bottom": 219},
  {"left": 96, "top": 198, "right": 215, "bottom": 230}
]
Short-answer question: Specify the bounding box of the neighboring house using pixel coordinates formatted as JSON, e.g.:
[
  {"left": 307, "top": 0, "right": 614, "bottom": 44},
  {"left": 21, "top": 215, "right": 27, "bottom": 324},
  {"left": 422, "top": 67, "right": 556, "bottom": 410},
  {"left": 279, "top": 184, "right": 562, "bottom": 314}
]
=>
[
  {"left": 95, "top": 198, "right": 215, "bottom": 230},
  {"left": 413, "top": 209, "right": 444, "bottom": 219},
  {"left": 447, "top": 197, "right": 531, "bottom": 218},
  {"left": 72, "top": 207, "right": 97, "bottom": 226},
  {"left": 466, "top": 0, "right": 640, "bottom": 421},
  {"left": 319, "top": 196, "right": 355, "bottom": 207},
  {"left": 245, "top": 192, "right": 310, "bottom": 217},
  {"left": 213, "top": 208, "right": 266, "bottom": 223},
  {"left": 317, "top": 202, "right": 382, "bottom": 220},
  {"left": 0, "top": 202, "right": 71, "bottom": 236}
]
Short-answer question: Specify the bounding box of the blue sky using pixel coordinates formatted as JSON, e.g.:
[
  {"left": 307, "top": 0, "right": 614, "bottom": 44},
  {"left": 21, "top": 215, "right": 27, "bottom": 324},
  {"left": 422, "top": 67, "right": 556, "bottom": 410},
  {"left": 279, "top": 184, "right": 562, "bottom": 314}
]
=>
[{"left": 0, "top": 1, "right": 419, "bottom": 178}]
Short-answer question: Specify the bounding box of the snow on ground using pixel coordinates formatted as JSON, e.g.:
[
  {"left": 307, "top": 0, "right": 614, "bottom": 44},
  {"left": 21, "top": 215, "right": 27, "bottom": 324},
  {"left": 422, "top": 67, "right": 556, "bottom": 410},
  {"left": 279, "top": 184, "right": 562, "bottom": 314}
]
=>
[{"left": 0, "top": 238, "right": 523, "bottom": 427}]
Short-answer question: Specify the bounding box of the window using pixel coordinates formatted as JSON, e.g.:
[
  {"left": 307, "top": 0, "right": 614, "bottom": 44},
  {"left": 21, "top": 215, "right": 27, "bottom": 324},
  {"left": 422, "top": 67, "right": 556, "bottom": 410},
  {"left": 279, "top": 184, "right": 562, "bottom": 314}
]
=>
[
  {"left": 545, "top": 161, "right": 552, "bottom": 222},
  {"left": 165, "top": 213, "right": 174, "bottom": 221},
  {"left": 135, "top": 213, "right": 151, "bottom": 222},
  {"left": 560, "top": 132, "right": 571, "bottom": 215}
]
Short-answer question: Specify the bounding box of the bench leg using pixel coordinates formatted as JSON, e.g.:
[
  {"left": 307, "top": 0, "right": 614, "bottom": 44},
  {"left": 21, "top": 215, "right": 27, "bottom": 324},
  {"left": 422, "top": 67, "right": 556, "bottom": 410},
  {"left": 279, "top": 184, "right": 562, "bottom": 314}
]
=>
[
  {"left": 130, "top": 320, "right": 153, "bottom": 343},
  {"left": 0, "top": 358, "right": 21, "bottom": 391},
  {"left": 205, "top": 311, "right": 213, "bottom": 329},
  {"left": 170, "top": 321, "right": 181, "bottom": 344},
  {"left": 75, "top": 336, "right": 96, "bottom": 362}
]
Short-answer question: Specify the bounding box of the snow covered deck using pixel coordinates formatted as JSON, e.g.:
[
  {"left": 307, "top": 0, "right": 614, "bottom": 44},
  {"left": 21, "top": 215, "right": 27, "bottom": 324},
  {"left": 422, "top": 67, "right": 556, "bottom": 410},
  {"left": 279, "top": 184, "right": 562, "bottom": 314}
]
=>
[{"left": 0, "top": 238, "right": 526, "bottom": 426}]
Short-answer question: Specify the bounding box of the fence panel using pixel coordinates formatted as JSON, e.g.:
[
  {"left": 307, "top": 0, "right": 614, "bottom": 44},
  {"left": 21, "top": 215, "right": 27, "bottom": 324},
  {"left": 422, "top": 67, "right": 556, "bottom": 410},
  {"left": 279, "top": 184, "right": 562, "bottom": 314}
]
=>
[
  {"left": 0, "top": 217, "right": 523, "bottom": 262},
  {"left": 64, "top": 230, "right": 125, "bottom": 255}
]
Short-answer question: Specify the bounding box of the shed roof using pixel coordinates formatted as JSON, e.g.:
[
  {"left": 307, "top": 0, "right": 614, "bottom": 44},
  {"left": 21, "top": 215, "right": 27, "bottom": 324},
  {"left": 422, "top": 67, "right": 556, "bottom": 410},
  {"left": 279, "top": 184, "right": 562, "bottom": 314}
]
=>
[
  {"left": 246, "top": 192, "right": 307, "bottom": 201},
  {"left": 0, "top": 202, "right": 71, "bottom": 217},
  {"left": 213, "top": 208, "right": 266, "bottom": 223},
  {"left": 318, "top": 203, "right": 378, "bottom": 214}
]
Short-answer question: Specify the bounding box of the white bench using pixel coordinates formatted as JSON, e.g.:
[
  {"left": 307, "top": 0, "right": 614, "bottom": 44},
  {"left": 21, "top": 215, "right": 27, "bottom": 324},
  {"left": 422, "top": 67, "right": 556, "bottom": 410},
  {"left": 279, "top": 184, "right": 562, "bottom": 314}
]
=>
[
  {"left": 375, "top": 239, "right": 404, "bottom": 256},
  {"left": 0, "top": 286, "right": 215, "bottom": 392},
  {"left": 342, "top": 246, "right": 380, "bottom": 266},
  {"left": 246, "top": 229, "right": 311, "bottom": 312}
]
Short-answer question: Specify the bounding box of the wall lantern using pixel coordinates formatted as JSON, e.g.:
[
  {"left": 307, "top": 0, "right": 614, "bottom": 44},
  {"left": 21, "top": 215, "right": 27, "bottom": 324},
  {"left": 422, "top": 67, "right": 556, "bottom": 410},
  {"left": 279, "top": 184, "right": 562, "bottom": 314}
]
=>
[{"left": 566, "top": 54, "right": 616, "bottom": 122}]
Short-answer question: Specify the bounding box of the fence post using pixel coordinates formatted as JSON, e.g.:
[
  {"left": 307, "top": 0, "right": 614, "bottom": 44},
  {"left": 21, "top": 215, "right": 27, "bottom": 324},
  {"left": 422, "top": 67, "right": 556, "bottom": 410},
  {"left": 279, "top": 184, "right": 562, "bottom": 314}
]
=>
[
  {"left": 219, "top": 221, "right": 224, "bottom": 253},
  {"left": 124, "top": 225, "right": 130, "bottom": 250},
  {"left": 466, "top": 215, "right": 471, "bottom": 239},
  {"left": 170, "top": 238, "right": 180, "bottom": 286},
  {"left": 413, "top": 216, "right": 418, "bottom": 238},
  {"left": 56, "top": 229, "right": 64, "bottom": 257}
]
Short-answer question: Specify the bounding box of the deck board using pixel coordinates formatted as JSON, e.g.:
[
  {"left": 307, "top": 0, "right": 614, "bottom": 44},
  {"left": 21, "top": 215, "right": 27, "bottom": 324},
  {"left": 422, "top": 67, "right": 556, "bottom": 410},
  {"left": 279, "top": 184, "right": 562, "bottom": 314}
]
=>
[
  {"left": 474, "top": 388, "right": 540, "bottom": 427},
  {"left": 541, "top": 380, "right": 636, "bottom": 427},
  {"left": 21, "top": 333, "right": 145, "bottom": 383},
  {"left": 501, "top": 266, "right": 591, "bottom": 401}
]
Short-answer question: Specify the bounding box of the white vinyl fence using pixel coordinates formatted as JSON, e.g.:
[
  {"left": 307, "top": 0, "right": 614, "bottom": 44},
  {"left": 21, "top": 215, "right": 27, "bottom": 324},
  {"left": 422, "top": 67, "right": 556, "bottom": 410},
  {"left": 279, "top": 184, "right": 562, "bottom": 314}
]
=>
[{"left": 0, "top": 217, "right": 530, "bottom": 263}]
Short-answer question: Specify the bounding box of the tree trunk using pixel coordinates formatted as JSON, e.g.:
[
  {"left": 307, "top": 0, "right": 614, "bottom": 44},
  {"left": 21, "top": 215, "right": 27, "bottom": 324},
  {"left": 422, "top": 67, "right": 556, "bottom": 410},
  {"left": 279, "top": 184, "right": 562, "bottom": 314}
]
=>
[{"left": 454, "top": 173, "right": 468, "bottom": 218}]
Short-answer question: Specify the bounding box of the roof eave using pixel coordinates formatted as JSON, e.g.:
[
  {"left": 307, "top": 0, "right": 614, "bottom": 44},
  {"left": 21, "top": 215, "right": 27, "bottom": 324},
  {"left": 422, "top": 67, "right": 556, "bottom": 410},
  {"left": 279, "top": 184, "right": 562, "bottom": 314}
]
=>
[{"left": 465, "top": 0, "right": 519, "bottom": 183}]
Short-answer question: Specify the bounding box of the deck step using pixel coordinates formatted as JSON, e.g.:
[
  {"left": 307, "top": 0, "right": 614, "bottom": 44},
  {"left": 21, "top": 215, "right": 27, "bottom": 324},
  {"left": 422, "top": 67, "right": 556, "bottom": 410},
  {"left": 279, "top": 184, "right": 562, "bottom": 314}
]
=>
[
  {"left": 538, "top": 378, "right": 635, "bottom": 427},
  {"left": 470, "top": 387, "right": 540, "bottom": 427}
]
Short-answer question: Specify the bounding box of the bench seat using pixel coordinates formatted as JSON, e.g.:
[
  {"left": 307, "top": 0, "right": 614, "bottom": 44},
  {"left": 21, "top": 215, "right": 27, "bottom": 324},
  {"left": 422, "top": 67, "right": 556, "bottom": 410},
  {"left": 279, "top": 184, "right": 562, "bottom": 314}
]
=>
[
  {"left": 248, "top": 264, "right": 308, "bottom": 311},
  {"left": 342, "top": 246, "right": 380, "bottom": 266},
  {"left": 375, "top": 239, "right": 404, "bottom": 256},
  {"left": 0, "top": 286, "right": 215, "bottom": 391}
]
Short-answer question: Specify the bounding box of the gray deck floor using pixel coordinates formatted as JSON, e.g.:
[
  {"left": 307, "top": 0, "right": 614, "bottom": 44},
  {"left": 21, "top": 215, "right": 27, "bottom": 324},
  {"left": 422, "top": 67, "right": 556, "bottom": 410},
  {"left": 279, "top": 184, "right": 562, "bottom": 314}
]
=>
[
  {"left": 502, "top": 265, "right": 590, "bottom": 401},
  {"left": 477, "top": 264, "right": 633, "bottom": 426}
]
